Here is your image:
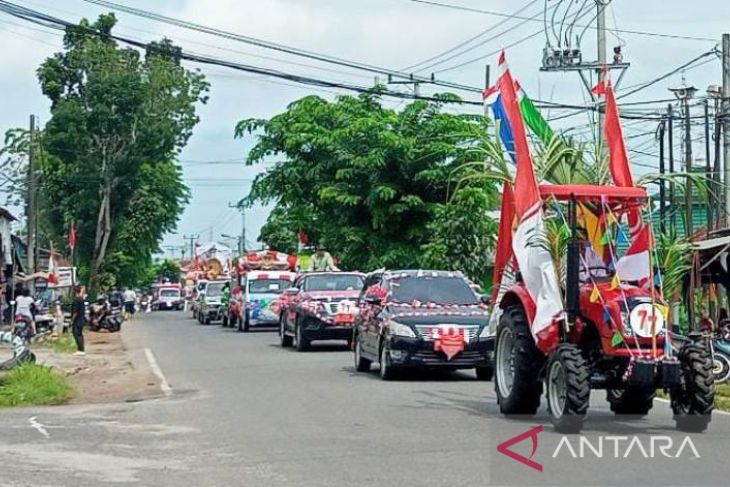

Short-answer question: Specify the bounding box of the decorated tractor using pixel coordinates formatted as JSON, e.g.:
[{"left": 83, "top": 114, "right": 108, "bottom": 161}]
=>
[{"left": 489, "top": 52, "right": 713, "bottom": 433}]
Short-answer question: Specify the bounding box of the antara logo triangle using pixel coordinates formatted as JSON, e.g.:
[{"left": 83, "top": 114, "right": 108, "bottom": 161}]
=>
[{"left": 496, "top": 425, "right": 543, "bottom": 472}]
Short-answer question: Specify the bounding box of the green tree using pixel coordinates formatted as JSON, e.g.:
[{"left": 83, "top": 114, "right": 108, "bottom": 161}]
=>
[
  {"left": 36, "top": 14, "right": 208, "bottom": 290},
  {"left": 155, "top": 259, "right": 182, "bottom": 284},
  {"left": 236, "top": 92, "right": 500, "bottom": 271}
]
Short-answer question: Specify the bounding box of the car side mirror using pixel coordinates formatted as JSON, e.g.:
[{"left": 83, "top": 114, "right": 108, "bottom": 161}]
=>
[{"left": 480, "top": 294, "right": 491, "bottom": 305}]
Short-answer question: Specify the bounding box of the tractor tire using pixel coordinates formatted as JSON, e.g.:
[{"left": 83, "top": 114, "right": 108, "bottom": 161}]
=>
[
  {"left": 546, "top": 344, "right": 590, "bottom": 434},
  {"left": 671, "top": 342, "right": 714, "bottom": 433},
  {"left": 494, "top": 306, "right": 545, "bottom": 415},
  {"left": 607, "top": 387, "right": 655, "bottom": 416}
]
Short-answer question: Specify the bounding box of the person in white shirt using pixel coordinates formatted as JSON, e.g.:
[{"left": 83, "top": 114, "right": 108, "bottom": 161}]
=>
[
  {"left": 14, "top": 287, "right": 36, "bottom": 335},
  {"left": 123, "top": 288, "right": 137, "bottom": 315}
]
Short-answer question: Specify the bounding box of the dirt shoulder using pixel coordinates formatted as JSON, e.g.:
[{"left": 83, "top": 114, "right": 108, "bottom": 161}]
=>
[{"left": 33, "top": 322, "right": 164, "bottom": 404}]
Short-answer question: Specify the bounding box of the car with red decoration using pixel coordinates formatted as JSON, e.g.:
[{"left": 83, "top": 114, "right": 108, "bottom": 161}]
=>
[
  {"left": 352, "top": 270, "right": 493, "bottom": 380},
  {"left": 279, "top": 272, "right": 365, "bottom": 351}
]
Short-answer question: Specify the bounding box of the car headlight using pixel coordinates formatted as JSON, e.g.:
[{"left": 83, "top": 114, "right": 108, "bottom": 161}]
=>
[{"left": 389, "top": 321, "right": 416, "bottom": 338}]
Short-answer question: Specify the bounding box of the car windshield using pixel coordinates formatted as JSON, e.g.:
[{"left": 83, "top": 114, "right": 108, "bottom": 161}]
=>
[
  {"left": 206, "top": 283, "right": 225, "bottom": 297},
  {"left": 389, "top": 276, "right": 478, "bottom": 305},
  {"left": 248, "top": 279, "right": 290, "bottom": 294},
  {"left": 304, "top": 274, "right": 363, "bottom": 292},
  {"left": 160, "top": 289, "right": 179, "bottom": 298}
]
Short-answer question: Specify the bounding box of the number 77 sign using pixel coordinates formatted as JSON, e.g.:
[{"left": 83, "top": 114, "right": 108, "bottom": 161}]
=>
[{"left": 628, "top": 303, "right": 666, "bottom": 338}]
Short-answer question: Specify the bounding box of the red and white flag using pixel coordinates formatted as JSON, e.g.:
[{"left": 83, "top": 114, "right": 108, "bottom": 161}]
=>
[
  {"left": 615, "top": 224, "right": 652, "bottom": 282},
  {"left": 68, "top": 220, "right": 77, "bottom": 250},
  {"left": 592, "top": 79, "right": 642, "bottom": 237},
  {"left": 498, "top": 51, "right": 563, "bottom": 353}
]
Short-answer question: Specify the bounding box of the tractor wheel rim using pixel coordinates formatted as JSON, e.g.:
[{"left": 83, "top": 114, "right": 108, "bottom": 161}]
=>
[
  {"left": 549, "top": 360, "right": 567, "bottom": 419},
  {"left": 496, "top": 327, "right": 515, "bottom": 398}
]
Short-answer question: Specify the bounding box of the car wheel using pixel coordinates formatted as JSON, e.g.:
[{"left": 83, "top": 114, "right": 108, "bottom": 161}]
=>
[
  {"left": 295, "top": 322, "right": 309, "bottom": 352},
  {"left": 476, "top": 365, "right": 494, "bottom": 381},
  {"left": 243, "top": 313, "right": 250, "bottom": 333},
  {"left": 379, "top": 342, "right": 397, "bottom": 380},
  {"left": 280, "top": 317, "right": 293, "bottom": 347},
  {"left": 354, "top": 335, "right": 371, "bottom": 372}
]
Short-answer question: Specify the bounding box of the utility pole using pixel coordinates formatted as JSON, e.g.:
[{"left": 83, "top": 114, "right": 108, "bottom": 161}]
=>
[
  {"left": 658, "top": 118, "right": 666, "bottom": 233},
  {"left": 705, "top": 100, "right": 713, "bottom": 230},
  {"left": 668, "top": 104, "right": 675, "bottom": 234},
  {"left": 670, "top": 82, "right": 697, "bottom": 237},
  {"left": 596, "top": 0, "right": 607, "bottom": 133},
  {"left": 183, "top": 234, "right": 199, "bottom": 262},
  {"left": 26, "top": 114, "right": 36, "bottom": 292},
  {"left": 229, "top": 202, "right": 246, "bottom": 254},
  {"left": 722, "top": 33, "right": 730, "bottom": 225}
]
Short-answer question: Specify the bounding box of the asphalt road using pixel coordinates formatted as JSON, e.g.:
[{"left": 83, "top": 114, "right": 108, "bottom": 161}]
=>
[{"left": 1, "top": 311, "right": 729, "bottom": 486}]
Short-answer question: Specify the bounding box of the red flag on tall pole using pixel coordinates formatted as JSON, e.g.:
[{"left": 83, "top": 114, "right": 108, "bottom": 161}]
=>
[
  {"left": 68, "top": 221, "right": 77, "bottom": 250},
  {"left": 592, "top": 78, "right": 641, "bottom": 236}
]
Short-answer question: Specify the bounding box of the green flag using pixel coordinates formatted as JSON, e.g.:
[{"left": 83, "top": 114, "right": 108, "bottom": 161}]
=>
[{"left": 519, "top": 91, "right": 554, "bottom": 145}]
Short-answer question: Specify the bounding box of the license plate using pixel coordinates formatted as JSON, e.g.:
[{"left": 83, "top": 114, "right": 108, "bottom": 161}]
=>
[{"left": 334, "top": 314, "right": 354, "bottom": 324}]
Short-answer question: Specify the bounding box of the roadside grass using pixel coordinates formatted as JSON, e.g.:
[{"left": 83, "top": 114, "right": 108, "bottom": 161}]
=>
[
  {"left": 0, "top": 364, "right": 75, "bottom": 407},
  {"left": 35, "top": 333, "right": 77, "bottom": 354},
  {"left": 657, "top": 383, "right": 730, "bottom": 412}
]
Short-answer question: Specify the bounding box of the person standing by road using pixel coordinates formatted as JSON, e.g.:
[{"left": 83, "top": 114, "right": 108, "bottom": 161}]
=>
[
  {"left": 71, "top": 286, "right": 86, "bottom": 356},
  {"left": 307, "top": 245, "right": 338, "bottom": 272},
  {"left": 123, "top": 288, "right": 137, "bottom": 317}
]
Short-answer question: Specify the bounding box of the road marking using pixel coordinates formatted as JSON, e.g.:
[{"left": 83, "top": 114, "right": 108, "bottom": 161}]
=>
[
  {"left": 144, "top": 348, "right": 172, "bottom": 396},
  {"left": 655, "top": 397, "right": 730, "bottom": 416},
  {"left": 29, "top": 416, "right": 50, "bottom": 438}
]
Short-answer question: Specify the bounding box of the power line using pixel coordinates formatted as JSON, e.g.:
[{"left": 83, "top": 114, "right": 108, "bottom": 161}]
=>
[
  {"left": 78, "top": 0, "right": 482, "bottom": 95},
  {"left": 401, "top": 0, "right": 542, "bottom": 72},
  {"left": 399, "top": 0, "right": 717, "bottom": 42}
]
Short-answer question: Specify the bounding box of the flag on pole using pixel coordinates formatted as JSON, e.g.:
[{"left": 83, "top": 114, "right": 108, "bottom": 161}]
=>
[
  {"left": 68, "top": 220, "right": 77, "bottom": 250},
  {"left": 491, "top": 182, "right": 516, "bottom": 304},
  {"left": 484, "top": 80, "right": 555, "bottom": 160},
  {"left": 592, "top": 78, "right": 642, "bottom": 237},
  {"left": 497, "top": 51, "right": 564, "bottom": 353},
  {"left": 615, "top": 224, "right": 652, "bottom": 282}
]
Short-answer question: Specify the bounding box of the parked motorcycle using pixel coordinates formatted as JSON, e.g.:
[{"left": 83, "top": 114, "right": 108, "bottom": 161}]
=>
[
  {"left": 88, "top": 298, "right": 123, "bottom": 333},
  {"left": 711, "top": 321, "right": 730, "bottom": 383}
]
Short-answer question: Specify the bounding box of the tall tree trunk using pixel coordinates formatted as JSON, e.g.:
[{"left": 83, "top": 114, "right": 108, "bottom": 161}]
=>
[{"left": 89, "top": 183, "right": 112, "bottom": 294}]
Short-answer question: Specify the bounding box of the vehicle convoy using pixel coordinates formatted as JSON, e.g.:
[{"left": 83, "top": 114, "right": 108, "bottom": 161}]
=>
[
  {"left": 492, "top": 184, "right": 715, "bottom": 433},
  {"left": 197, "top": 280, "right": 227, "bottom": 324},
  {"left": 352, "top": 270, "right": 493, "bottom": 380},
  {"left": 279, "top": 272, "right": 365, "bottom": 351},
  {"left": 227, "top": 270, "right": 295, "bottom": 332}
]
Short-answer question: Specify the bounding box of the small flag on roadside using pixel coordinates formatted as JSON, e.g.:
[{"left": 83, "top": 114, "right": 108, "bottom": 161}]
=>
[
  {"left": 611, "top": 331, "right": 624, "bottom": 347},
  {"left": 68, "top": 220, "right": 77, "bottom": 250}
]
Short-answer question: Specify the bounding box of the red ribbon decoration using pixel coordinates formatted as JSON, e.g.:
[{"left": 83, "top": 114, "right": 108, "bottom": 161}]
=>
[{"left": 433, "top": 327, "right": 466, "bottom": 360}]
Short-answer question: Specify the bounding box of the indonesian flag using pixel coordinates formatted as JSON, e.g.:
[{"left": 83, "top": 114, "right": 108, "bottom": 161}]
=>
[
  {"left": 491, "top": 182, "right": 515, "bottom": 304},
  {"left": 68, "top": 220, "right": 77, "bottom": 250},
  {"left": 498, "top": 52, "right": 564, "bottom": 353},
  {"left": 592, "top": 79, "right": 642, "bottom": 238},
  {"left": 615, "top": 222, "right": 652, "bottom": 282}
]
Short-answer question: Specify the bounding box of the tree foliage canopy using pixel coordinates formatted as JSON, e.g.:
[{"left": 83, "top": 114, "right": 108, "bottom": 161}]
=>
[
  {"left": 236, "top": 92, "right": 499, "bottom": 279},
  {"left": 35, "top": 14, "right": 208, "bottom": 290}
]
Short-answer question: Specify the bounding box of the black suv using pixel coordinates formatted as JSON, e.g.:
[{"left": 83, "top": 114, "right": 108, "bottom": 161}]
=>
[{"left": 352, "top": 270, "right": 494, "bottom": 380}]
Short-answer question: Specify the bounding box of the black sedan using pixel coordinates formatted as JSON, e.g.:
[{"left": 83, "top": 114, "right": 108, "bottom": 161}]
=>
[{"left": 352, "top": 270, "right": 494, "bottom": 380}]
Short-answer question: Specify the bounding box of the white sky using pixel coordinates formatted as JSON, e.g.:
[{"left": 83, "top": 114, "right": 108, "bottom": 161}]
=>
[{"left": 1, "top": 0, "right": 728, "bottom": 257}]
